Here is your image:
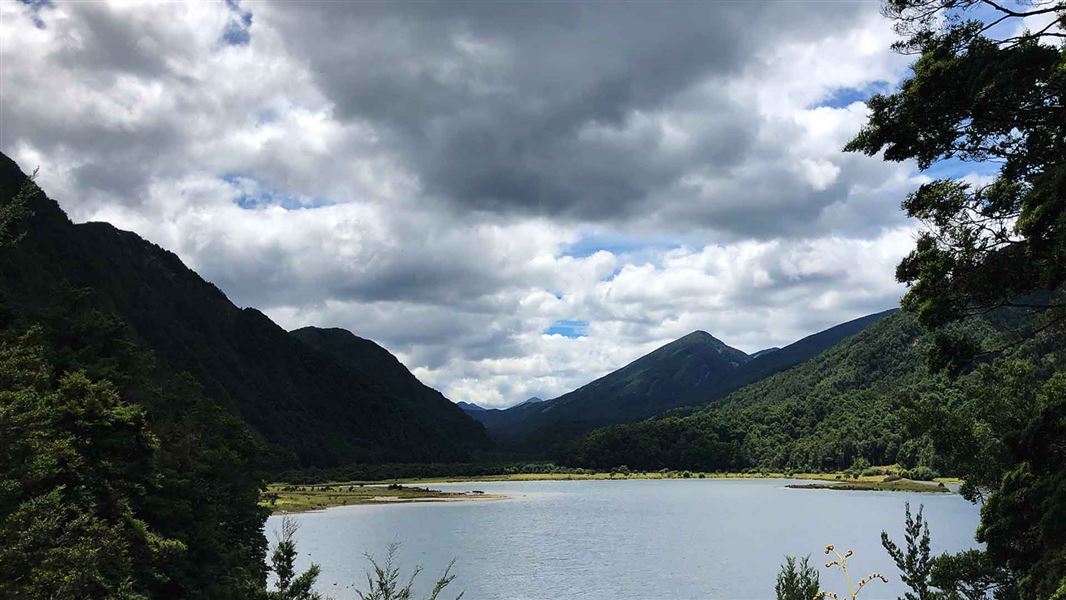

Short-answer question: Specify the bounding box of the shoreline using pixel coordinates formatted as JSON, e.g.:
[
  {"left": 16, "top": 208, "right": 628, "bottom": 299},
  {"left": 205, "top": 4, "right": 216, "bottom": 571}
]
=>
[
  {"left": 266, "top": 471, "right": 960, "bottom": 514},
  {"left": 263, "top": 483, "right": 507, "bottom": 514}
]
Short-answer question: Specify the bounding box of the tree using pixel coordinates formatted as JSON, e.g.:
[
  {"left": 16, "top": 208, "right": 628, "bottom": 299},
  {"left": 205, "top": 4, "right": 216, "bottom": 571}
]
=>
[
  {"left": 776, "top": 555, "right": 819, "bottom": 600},
  {"left": 357, "top": 543, "right": 462, "bottom": 600},
  {"left": 850, "top": 2, "right": 1066, "bottom": 597},
  {"left": 266, "top": 518, "right": 323, "bottom": 600},
  {"left": 0, "top": 333, "right": 179, "bottom": 599},
  {"left": 845, "top": 0, "right": 1066, "bottom": 368},
  {"left": 0, "top": 167, "right": 37, "bottom": 248},
  {"left": 881, "top": 503, "right": 941, "bottom": 600}
]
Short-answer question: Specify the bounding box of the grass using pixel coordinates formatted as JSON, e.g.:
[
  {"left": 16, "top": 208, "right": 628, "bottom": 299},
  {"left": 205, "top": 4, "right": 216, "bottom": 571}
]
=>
[{"left": 262, "top": 483, "right": 500, "bottom": 514}]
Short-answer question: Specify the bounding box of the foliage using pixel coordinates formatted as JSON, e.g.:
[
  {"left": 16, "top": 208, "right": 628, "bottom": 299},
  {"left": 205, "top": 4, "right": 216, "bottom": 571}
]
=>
[
  {"left": 0, "top": 162, "right": 270, "bottom": 598},
  {"left": 881, "top": 503, "right": 938, "bottom": 600},
  {"left": 266, "top": 518, "right": 323, "bottom": 600},
  {"left": 845, "top": 0, "right": 1066, "bottom": 369},
  {"left": 775, "top": 555, "right": 819, "bottom": 600},
  {"left": 930, "top": 550, "right": 1018, "bottom": 600},
  {"left": 0, "top": 167, "right": 37, "bottom": 247},
  {"left": 844, "top": 3, "right": 1066, "bottom": 596},
  {"left": 357, "top": 544, "right": 462, "bottom": 600},
  {"left": 0, "top": 333, "right": 170, "bottom": 599}
]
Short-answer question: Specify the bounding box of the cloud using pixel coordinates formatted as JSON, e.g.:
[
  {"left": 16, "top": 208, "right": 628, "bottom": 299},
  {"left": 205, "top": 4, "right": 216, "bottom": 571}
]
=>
[{"left": 1, "top": 0, "right": 921, "bottom": 407}]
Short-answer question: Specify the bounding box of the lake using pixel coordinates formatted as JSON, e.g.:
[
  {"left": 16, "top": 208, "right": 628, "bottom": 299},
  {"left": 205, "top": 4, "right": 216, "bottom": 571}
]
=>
[{"left": 265, "top": 478, "right": 982, "bottom": 599}]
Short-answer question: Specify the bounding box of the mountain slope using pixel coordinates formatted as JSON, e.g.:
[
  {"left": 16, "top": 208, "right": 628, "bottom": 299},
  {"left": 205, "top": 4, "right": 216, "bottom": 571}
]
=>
[
  {"left": 473, "top": 311, "right": 893, "bottom": 448},
  {"left": 563, "top": 311, "right": 934, "bottom": 470},
  {"left": 563, "top": 308, "right": 1053, "bottom": 472},
  {"left": 683, "top": 308, "right": 897, "bottom": 407},
  {"left": 457, "top": 401, "right": 487, "bottom": 413},
  {"left": 0, "top": 153, "right": 489, "bottom": 468},
  {"left": 289, "top": 326, "right": 486, "bottom": 451},
  {"left": 474, "top": 331, "right": 751, "bottom": 445}
]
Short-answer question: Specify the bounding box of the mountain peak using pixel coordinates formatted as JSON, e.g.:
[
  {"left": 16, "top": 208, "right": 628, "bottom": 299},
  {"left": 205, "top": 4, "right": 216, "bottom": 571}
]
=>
[{"left": 457, "top": 401, "right": 488, "bottom": 412}]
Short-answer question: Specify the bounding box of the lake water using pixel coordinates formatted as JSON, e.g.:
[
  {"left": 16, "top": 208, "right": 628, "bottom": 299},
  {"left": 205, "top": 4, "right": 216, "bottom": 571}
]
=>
[{"left": 265, "top": 478, "right": 982, "bottom": 600}]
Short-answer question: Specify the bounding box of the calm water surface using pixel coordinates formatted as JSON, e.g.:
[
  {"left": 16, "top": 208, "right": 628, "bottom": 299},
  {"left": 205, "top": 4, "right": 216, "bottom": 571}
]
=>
[{"left": 266, "top": 479, "right": 981, "bottom": 600}]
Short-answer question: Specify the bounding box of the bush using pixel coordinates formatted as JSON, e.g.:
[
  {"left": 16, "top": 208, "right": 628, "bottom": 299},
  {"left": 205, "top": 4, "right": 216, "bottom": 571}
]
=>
[
  {"left": 902, "top": 466, "right": 938, "bottom": 481},
  {"left": 775, "top": 555, "right": 819, "bottom": 600}
]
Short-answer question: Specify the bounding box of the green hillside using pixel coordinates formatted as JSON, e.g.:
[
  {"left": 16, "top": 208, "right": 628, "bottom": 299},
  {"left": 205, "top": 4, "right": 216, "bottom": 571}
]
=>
[
  {"left": 562, "top": 308, "right": 1060, "bottom": 473},
  {"left": 473, "top": 310, "right": 892, "bottom": 450}
]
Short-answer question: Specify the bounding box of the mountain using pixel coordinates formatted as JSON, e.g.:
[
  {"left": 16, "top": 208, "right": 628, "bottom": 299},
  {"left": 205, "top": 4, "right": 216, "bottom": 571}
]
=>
[
  {"left": 471, "top": 312, "right": 894, "bottom": 448},
  {"left": 563, "top": 310, "right": 932, "bottom": 471},
  {"left": 0, "top": 153, "right": 489, "bottom": 468},
  {"left": 563, "top": 306, "right": 1055, "bottom": 472},
  {"left": 683, "top": 309, "right": 897, "bottom": 407},
  {"left": 457, "top": 401, "right": 488, "bottom": 412},
  {"left": 289, "top": 326, "right": 487, "bottom": 451},
  {"left": 522, "top": 396, "right": 544, "bottom": 405},
  {"left": 750, "top": 347, "right": 779, "bottom": 359},
  {"left": 471, "top": 330, "right": 751, "bottom": 445}
]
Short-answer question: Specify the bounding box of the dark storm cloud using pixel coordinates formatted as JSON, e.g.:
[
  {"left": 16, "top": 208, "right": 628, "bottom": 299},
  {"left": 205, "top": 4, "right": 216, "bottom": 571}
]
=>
[{"left": 260, "top": 1, "right": 878, "bottom": 231}]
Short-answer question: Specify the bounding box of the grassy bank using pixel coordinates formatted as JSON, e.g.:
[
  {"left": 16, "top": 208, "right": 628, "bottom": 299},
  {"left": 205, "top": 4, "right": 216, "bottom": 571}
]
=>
[{"left": 262, "top": 483, "right": 502, "bottom": 514}]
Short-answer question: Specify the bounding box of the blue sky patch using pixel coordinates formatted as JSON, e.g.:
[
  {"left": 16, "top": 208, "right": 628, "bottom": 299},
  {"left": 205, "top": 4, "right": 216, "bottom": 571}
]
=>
[
  {"left": 224, "top": 174, "right": 335, "bottom": 210},
  {"left": 812, "top": 82, "right": 891, "bottom": 109},
  {"left": 544, "top": 320, "right": 589, "bottom": 338},
  {"left": 924, "top": 156, "right": 1001, "bottom": 181},
  {"left": 221, "top": 0, "right": 253, "bottom": 46},
  {"left": 563, "top": 234, "right": 678, "bottom": 259}
]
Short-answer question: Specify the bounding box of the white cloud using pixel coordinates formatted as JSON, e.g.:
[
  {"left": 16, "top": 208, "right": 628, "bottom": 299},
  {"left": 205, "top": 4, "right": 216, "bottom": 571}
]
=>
[{"left": 1, "top": 0, "right": 922, "bottom": 408}]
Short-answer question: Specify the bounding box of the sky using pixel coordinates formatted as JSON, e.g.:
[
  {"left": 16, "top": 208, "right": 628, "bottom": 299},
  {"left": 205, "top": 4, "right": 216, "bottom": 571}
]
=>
[{"left": 0, "top": 0, "right": 992, "bottom": 408}]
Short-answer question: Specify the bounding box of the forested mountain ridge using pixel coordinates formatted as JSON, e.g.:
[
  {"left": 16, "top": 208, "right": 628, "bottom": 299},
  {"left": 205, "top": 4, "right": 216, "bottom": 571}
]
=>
[
  {"left": 562, "top": 307, "right": 1058, "bottom": 473},
  {"left": 0, "top": 153, "right": 489, "bottom": 468},
  {"left": 472, "top": 310, "right": 893, "bottom": 449}
]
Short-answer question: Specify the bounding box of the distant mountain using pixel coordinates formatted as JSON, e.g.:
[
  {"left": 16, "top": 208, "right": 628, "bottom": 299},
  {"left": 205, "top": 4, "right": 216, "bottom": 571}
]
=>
[
  {"left": 0, "top": 153, "right": 489, "bottom": 468},
  {"left": 750, "top": 347, "right": 780, "bottom": 359},
  {"left": 470, "top": 330, "right": 751, "bottom": 445},
  {"left": 457, "top": 401, "right": 488, "bottom": 412},
  {"left": 470, "top": 311, "right": 894, "bottom": 448},
  {"left": 522, "top": 396, "right": 544, "bottom": 405}
]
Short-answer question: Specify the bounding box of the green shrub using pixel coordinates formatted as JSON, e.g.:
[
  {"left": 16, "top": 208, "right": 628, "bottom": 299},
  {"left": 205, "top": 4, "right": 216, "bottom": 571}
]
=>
[{"left": 902, "top": 466, "right": 938, "bottom": 481}]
